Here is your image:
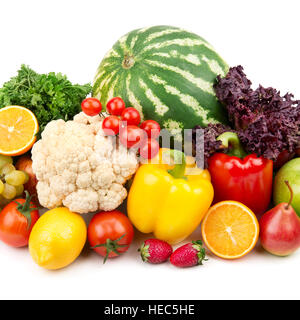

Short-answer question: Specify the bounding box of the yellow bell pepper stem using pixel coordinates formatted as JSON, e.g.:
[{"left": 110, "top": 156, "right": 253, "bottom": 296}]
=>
[
  {"left": 165, "top": 149, "right": 187, "bottom": 179},
  {"left": 127, "top": 148, "right": 214, "bottom": 244}
]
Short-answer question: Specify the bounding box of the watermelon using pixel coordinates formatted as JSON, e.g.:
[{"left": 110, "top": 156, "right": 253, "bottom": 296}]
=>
[{"left": 93, "top": 26, "right": 229, "bottom": 141}]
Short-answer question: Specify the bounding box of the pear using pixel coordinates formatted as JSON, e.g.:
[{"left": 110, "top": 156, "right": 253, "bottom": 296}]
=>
[{"left": 260, "top": 181, "right": 300, "bottom": 256}]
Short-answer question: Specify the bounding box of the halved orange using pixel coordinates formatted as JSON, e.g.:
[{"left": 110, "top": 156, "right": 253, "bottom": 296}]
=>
[
  {"left": 201, "top": 201, "right": 259, "bottom": 260},
  {"left": 0, "top": 106, "right": 39, "bottom": 156}
]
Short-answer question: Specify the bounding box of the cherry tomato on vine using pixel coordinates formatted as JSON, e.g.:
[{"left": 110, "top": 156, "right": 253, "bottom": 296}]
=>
[
  {"left": 121, "top": 107, "right": 141, "bottom": 126},
  {"left": 102, "top": 115, "right": 121, "bottom": 136},
  {"left": 0, "top": 191, "right": 39, "bottom": 248},
  {"left": 119, "top": 125, "right": 147, "bottom": 149},
  {"left": 140, "top": 120, "right": 161, "bottom": 139},
  {"left": 81, "top": 98, "right": 102, "bottom": 116},
  {"left": 106, "top": 97, "right": 126, "bottom": 116},
  {"left": 88, "top": 210, "right": 134, "bottom": 263},
  {"left": 139, "top": 138, "right": 160, "bottom": 159}
]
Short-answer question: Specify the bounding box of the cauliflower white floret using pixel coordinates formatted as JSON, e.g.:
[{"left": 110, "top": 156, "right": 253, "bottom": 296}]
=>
[{"left": 32, "top": 112, "right": 139, "bottom": 214}]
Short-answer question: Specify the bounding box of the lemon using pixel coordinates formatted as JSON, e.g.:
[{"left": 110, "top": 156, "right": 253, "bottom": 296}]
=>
[{"left": 29, "top": 207, "right": 87, "bottom": 270}]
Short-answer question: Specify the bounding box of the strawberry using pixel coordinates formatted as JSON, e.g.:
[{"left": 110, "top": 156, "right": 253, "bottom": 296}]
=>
[
  {"left": 138, "top": 239, "right": 173, "bottom": 264},
  {"left": 170, "top": 240, "right": 207, "bottom": 268}
]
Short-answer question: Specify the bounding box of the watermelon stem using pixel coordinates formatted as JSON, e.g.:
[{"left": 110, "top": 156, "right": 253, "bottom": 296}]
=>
[{"left": 122, "top": 55, "right": 135, "bottom": 69}]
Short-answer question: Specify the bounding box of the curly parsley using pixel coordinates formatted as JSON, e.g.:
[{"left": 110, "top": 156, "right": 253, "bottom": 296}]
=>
[{"left": 0, "top": 65, "right": 91, "bottom": 134}]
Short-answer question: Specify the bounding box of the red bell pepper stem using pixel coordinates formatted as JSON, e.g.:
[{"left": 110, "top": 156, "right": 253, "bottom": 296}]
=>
[{"left": 217, "top": 132, "right": 247, "bottom": 158}]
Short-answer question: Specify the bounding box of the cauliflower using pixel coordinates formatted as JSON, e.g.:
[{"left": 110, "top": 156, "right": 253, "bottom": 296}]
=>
[{"left": 31, "top": 112, "right": 139, "bottom": 214}]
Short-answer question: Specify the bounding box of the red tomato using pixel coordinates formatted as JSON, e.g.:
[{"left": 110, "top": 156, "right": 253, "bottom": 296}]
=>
[
  {"left": 81, "top": 98, "right": 102, "bottom": 116},
  {"left": 140, "top": 120, "right": 161, "bottom": 139},
  {"left": 139, "top": 138, "right": 160, "bottom": 159},
  {"left": 106, "top": 97, "right": 126, "bottom": 116},
  {"left": 88, "top": 211, "right": 134, "bottom": 263},
  {"left": 0, "top": 192, "right": 39, "bottom": 247},
  {"left": 121, "top": 107, "right": 141, "bottom": 126},
  {"left": 102, "top": 115, "right": 121, "bottom": 136},
  {"left": 119, "top": 125, "right": 147, "bottom": 149}
]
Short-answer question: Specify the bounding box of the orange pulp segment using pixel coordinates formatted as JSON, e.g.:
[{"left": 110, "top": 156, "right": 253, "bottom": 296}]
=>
[
  {"left": 0, "top": 106, "right": 39, "bottom": 156},
  {"left": 201, "top": 201, "right": 259, "bottom": 260}
]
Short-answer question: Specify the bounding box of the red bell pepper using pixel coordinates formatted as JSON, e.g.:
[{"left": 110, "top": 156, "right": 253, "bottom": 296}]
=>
[{"left": 208, "top": 132, "right": 273, "bottom": 216}]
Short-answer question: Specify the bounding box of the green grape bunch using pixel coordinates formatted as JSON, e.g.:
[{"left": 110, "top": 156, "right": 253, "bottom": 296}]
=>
[{"left": 0, "top": 155, "right": 28, "bottom": 206}]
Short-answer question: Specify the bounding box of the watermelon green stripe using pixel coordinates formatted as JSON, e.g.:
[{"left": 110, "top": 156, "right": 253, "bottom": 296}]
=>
[
  {"left": 140, "top": 37, "right": 214, "bottom": 56},
  {"left": 201, "top": 55, "right": 226, "bottom": 77},
  {"left": 144, "top": 51, "right": 223, "bottom": 84},
  {"left": 145, "top": 58, "right": 214, "bottom": 94},
  {"left": 138, "top": 69, "right": 187, "bottom": 142},
  {"left": 132, "top": 26, "right": 176, "bottom": 49},
  {"left": 125, "top": 30, "right": 139, "bottom": 51},
  {"left": 138, "top": 66, "right": 206, "bottom": 141},
  {"left": 146, "top": 53, "right": 209, "bottom": 80},
  {"left": 140, "top": 43, "right": 224, "bottom": 71},
  {"left": 95, "top": 71, "right": 118, "bottom": 103},
  {"left": 142, "top": 61, "right": 227, "bottom": 125},
  {"left": 152, "top": 50, "right": 226, "bottom": 76},
  {"left": 93, "top": 60, "right": 119, "bottom": 85},
  {"left": 138, "top": 78, "right": 169, "bottom": 116},
  {"left": 111, "top": 39, "right": 126, "bottom": 57},
  {"left": 93, "top": 71, "right": 115, "bottom": 96},
  {"left": 128, "top": 71, "right": 158, "bottom": 121},
  {"left": 153, "top": 52, "right": 202, "bottom": 66},
  {"left": 148, "top": 74, "right": 213, "bottom": 123},
  {"left": 106, "top": 76, "right": 119, "bottom": 102},
  {"left": 141, "top": 30, "right": 209, "bottom": 51},
  {"left": 143, "top": 28, "right": 183, "bottom": 44},
  {"left": 92, "top": 26, "right": 229, "bottom": 140},
  {"left": 143, "top": 73, "right": 202, "bottom": 122},
  {"left": 113, "top": 73, "right": 128, "bottom": 107},
  {"left": 142, "top": 67, "right": 218, "bottom": 127},
  {"left": 93, "top": 70, "right": 106, "bottom": 92},
  {"left": 125, "top": 73, "right": 144, "bottom": 120},
  {"left": 103, "top": 47, "right": 120, "bottom": 58},
  {"left": 106, "top": 73, "right": 121, "bottom": 100}
]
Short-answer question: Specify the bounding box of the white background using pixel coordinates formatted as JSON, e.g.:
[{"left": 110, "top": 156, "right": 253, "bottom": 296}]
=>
[{"left": 0, "top": 0, "right": 300, "bottom": 300}]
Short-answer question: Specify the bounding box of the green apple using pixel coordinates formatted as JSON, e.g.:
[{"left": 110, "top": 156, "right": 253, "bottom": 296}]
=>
[{"left": 274, "top": 158, "right": 300, "bottom": 217}]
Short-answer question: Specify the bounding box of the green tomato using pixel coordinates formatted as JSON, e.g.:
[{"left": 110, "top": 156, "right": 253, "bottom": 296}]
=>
[{"left": 274, "top": 158, "right": 300, "bottom": 217}]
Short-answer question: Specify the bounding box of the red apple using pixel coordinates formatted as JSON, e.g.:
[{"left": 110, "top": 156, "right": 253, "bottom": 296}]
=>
[{"left": 260, "top": 181, "right": 300, "bottom": 256}]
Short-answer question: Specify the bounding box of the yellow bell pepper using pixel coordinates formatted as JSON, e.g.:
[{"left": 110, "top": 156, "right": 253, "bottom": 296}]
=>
[{"left": 127, "top": 149, "right": 214, "bottom": 244}]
